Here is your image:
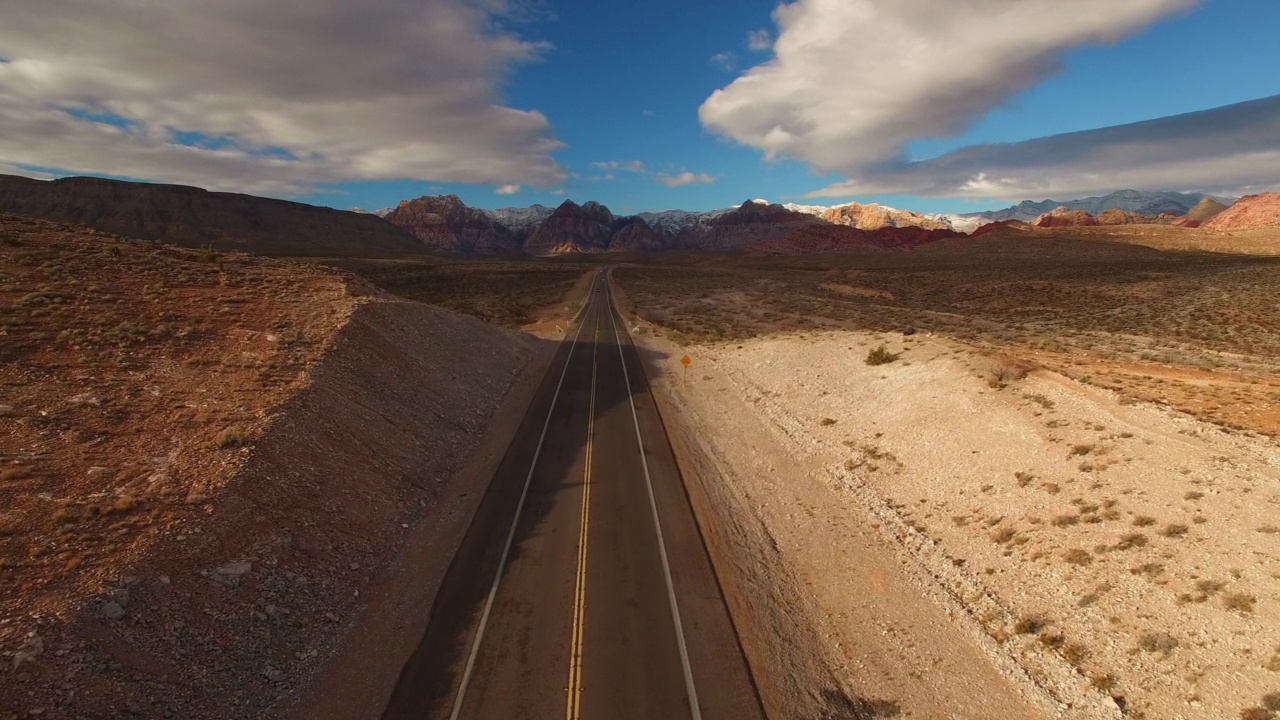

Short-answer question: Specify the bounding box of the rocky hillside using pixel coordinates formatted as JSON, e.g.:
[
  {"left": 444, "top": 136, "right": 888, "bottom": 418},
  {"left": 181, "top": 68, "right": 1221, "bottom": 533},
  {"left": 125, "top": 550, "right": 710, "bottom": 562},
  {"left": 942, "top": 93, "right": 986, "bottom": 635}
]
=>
[
  {"left": 384, "top": 195, "right": 519, "bottom": 254},
  {"left": 1177, "top": 197, "right": 1230, "bottom": 228},
  {"left": 1033, "top": 206, "right": 1178, "bottom": 227},
  {"left": 0, "top": 214, "right": 543, "bottom": 718},
  {"left": 1200, "top": 193, "right": 1280, "bottom": 231},
  {"left": 0, "top": 174, "right": 424, "bottom": 256},
  {"left": 678, "top": 199, "right": 825, "bottom": 252},
  {"left": 817, "top": 202, "right": 951, "bottom": 231}
]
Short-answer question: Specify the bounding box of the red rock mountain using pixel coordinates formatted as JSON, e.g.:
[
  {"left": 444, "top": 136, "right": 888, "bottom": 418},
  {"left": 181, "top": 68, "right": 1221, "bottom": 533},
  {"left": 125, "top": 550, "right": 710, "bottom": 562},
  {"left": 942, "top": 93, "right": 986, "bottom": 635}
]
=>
[
  {"left": 680, "top": 200, "right": 825, "bottom": 251},
  {"left": 0, "top": 174, "right": 424, "bottom": 256},
  {"left": 608, "top": 217, "right": 669, "bottom": 252},
  {"left": 1200, "top": 193, "right": 1279, "bottom": 231},
  {"left": 820, "top": 202, "right": 951, "bottom": 231},
  {"left": 383, "top": 195, "right": 518, "bottom": 254},
  {"left": 1034, "top": 207, "right": 1099, "bottom": 227},
  {"left": 522, "top": 200, "right": 616, "bottom": 255}
]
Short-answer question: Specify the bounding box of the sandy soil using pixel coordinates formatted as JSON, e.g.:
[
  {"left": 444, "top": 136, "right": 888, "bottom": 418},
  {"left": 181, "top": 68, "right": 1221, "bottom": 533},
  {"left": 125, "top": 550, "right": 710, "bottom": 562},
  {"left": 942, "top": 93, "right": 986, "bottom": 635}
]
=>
[{"left": 626, "top": 318, "right": 1280, "bottom": 720}]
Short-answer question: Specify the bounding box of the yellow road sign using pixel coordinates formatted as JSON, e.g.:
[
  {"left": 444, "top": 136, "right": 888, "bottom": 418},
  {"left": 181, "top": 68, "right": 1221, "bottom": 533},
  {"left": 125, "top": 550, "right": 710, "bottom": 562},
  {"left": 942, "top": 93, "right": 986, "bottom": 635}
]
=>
[{"left": 680, "top": 355, "right": 691, "bottom": 367}]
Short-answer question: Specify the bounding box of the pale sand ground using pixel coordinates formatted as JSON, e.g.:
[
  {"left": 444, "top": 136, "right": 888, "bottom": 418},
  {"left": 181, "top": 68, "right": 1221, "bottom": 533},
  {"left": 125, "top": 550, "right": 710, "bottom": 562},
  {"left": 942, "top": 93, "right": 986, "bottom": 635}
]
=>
[{"left": 632, "top": 323, "right": 1280, "bottom": 720}]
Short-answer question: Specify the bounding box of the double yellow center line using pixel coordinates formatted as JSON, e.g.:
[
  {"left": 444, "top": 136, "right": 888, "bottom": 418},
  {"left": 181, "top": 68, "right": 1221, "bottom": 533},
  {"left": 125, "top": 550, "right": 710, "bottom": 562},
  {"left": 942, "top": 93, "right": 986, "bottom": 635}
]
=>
[{"left": 566, "top": 296, "right": 600, "bottom": 720}]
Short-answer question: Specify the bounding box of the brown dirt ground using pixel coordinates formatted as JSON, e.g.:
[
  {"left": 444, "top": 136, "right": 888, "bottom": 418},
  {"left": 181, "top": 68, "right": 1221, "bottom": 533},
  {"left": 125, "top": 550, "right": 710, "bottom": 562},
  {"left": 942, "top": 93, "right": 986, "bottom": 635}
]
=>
[{"left": 0, "top": 215, "right": 582, "bottom": 719}]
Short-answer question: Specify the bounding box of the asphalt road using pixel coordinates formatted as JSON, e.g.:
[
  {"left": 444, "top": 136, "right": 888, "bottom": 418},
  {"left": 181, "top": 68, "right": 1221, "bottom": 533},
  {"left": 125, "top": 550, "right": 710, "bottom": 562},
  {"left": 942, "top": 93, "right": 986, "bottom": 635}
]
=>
[{"left": 381, "top": 271, "right": 764, "bottom": 720}]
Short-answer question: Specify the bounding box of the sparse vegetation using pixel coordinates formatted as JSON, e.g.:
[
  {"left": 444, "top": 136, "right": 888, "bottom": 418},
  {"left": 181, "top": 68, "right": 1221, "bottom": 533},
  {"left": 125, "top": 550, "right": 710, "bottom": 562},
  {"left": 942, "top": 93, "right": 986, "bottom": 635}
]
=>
[
  {"left": 1137, "top": 631, "right": 1179, "bottom": 656},
  {"left": 1223, "top": 592, "right": 1258, "bottom": 613},
  {"left": 216, "top": 425, "right": 251, "bottom": 449},
  {"left": 1014, "top": 615, "right": 1049, "bottom": 635},
  {"left": 865, "top": 345, "right": 899, "bottom": 366},
  {"left": 1063, "top": 548, "right": 1093, "bottom": 565}
]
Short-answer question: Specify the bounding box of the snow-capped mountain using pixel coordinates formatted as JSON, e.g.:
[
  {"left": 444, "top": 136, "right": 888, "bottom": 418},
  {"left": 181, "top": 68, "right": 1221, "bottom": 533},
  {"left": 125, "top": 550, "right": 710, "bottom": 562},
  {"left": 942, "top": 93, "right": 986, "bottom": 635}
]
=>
[
  {"left": 483, "top": 203, "right": 555, "bottom": 231},
  {"left": 634, "top": 207, "right": 732, "bottom": 235}
]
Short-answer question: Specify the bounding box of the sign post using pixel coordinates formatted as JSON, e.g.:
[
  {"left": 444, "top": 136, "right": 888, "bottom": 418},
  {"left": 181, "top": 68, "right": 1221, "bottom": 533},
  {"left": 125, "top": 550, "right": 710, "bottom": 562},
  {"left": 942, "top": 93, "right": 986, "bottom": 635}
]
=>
[{"left": 680, "top": 355, "right": 691, "bottom": 388}]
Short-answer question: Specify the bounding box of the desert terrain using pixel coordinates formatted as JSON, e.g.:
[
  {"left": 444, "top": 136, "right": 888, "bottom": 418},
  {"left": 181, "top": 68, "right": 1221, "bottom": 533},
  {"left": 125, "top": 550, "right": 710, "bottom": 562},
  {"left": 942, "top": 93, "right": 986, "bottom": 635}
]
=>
[
  {"left": 0, "top": 214, "right": 581, "bottom": 718},
  {"left": 610, "top": 230, "right": 1280, "bottom": 719},
  {"left": 3, "top": 185, "right": 1280, "bottom": 720}
]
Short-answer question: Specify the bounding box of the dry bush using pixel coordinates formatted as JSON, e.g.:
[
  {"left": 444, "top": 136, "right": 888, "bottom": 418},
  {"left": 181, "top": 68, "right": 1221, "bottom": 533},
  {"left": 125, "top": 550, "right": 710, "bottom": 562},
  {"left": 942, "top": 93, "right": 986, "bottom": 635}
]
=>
[
  {"left": 1064, "top": 548, "right": 1093, "bottom": 565},
  {"left": 865, "top": 345, "right": 900, "bottom": 366},
  {"left": 1223, "top": 592, "right": 1257, "bottom": 613},
  {"left": 1137, "top": 631, "right": 1179, "bottom": 656},
  {"left": 988, "top": 356, "right": 1036, "bottom": 389}
]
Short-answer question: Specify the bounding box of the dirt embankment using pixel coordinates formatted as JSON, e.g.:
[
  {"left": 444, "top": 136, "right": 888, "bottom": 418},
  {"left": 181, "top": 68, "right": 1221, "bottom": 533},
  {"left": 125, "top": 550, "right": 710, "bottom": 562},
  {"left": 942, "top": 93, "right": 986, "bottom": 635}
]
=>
[
  {"left": 0, "top": 216, "right": 555, "bottom": 719},
  {"left": 620, "top": 297, "right": 1280, "bottom": 719}
]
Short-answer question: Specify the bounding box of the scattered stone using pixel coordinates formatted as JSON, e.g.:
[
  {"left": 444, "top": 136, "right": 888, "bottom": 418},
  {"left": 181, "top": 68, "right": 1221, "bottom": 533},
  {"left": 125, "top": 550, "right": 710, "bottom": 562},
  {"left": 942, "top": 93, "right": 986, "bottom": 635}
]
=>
[
  {"left": 216, "top": 561, "right": 252, "bottom": 577},
  {"left": 12, "top": 634, "right": 43, "bottom": 671},
  {"left": 101, "top": 602, "right": 125, "bottom": 620}
]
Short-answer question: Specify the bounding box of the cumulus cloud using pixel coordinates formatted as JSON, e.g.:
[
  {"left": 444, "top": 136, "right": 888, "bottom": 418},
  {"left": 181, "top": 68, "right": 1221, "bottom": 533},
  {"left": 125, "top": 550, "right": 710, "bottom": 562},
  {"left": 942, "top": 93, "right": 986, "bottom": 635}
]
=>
[
  {"left": 700, "top": 0, "right": 1198, "bottom": 179},
  {"left": 591, "top": 160, "right": 646, "bottom": 173},
  {"left": 495, "top": 184, "right": 522, "bottom": 195},
  {"left": 657, "top": 171, "right": 715, "bottom": 188},
  {"left": 747, "top": 29, "right": 772, "bottom": 51},
  {"left": 0, "top": 0, "right": 565, "bottom": 196},
  {"left": 804, "top": 95, "right": 1280, "bottom": 200}
]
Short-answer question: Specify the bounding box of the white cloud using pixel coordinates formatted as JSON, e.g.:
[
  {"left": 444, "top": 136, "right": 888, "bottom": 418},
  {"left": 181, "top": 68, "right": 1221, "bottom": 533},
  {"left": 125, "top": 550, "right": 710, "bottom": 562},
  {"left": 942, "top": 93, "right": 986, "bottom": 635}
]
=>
[
  {"left": 803, "top": 95, "right": 1280, "bottom": 200},
  {"left": 0, "top": 0, "right": 565, "bottom": 196},
  {"left": 495, "top": 184, "right": 521, "bottom": 195},
  {"left": 747, "top": 29, "right": 772, "bottom": 51},
  {"left": 590, "top": 160, "right": 646, "bottom": 173},
  {"left": 700, "top": 0, "right": 1198, "bottom": 178},
  {"left": 657, "top": 171, "right": 715, "bottom": 188},
  {"left": 709, "top": 52, "right": 736, "bottom": 71}
]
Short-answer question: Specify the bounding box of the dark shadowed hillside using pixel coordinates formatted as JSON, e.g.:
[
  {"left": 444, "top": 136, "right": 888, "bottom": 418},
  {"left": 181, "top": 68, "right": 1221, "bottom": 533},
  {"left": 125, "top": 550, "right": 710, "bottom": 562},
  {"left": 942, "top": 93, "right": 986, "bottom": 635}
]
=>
[{"left": 0, "top": 174, "right": 425, "bottom": 257}]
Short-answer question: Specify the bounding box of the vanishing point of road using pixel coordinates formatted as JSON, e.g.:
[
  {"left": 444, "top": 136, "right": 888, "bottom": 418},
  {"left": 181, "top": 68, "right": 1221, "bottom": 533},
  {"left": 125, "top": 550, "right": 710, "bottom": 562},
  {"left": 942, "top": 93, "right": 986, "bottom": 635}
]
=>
[{"left": 380, "top": 270, "right": 764, "bottom": 720}]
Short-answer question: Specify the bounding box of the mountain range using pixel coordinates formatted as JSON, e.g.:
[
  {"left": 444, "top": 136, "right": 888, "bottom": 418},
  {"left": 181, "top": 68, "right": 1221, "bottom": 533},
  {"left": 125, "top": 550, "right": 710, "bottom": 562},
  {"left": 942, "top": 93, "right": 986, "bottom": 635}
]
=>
[{"left": 0, "top": 173, "right": 1266, "bottom": 258}]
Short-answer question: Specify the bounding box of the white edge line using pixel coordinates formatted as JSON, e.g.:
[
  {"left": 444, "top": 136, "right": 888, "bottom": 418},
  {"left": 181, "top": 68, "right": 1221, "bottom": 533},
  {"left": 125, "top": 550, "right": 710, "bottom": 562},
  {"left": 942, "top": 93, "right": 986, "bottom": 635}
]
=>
[
  {"left": 449, "top": 274, "right": 599, "bottom": 720},
  {"left": 604, "top": 272, "right": 704, "bottom": 720}
]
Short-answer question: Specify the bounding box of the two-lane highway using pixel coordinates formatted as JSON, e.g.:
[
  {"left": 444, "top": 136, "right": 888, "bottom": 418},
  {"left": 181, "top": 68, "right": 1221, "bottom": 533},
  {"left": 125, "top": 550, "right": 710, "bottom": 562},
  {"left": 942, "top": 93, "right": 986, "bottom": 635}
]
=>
[{"left": 381, "top": 271, "right": 763, "bottom": 720}]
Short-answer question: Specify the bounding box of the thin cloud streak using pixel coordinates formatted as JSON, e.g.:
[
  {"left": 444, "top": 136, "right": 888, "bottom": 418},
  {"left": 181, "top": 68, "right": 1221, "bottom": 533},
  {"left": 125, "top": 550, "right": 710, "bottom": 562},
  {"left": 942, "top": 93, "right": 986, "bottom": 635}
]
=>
[
  {"left": 804, "top": 95, "right": 1280, "bottom": 200},
  {"left": 657, "top": 171, "right": 715, "bottom": 188}
]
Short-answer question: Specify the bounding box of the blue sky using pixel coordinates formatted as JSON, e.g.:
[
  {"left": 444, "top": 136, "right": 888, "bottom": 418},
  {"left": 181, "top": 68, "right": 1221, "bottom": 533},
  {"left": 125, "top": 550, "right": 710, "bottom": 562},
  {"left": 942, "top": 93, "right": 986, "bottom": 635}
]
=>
[{"left": 1, "top": 0, "right": 1278, "bottom": 215}]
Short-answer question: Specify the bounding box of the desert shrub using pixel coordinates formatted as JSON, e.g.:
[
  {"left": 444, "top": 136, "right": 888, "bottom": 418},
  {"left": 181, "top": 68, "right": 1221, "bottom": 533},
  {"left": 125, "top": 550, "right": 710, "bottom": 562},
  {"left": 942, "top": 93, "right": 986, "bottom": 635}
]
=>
[
  {"left": 865, "top": 345, "right": 899, "bottom": 366},
  {"left": 1223, "top": 592, "right": 1257, "bottom": 613},
  {"left": 1014, "top": 615, "right": 1048, "bottom": 635},
  {"left": 216, "top": 425, "right": 250, "bottom": 448},
  {"left": 1137, "top": 631, "right": 1179, "bottom": 655},
  {"left": 1064, "top": 548, "right": 1093, "bottom": 565},
  {"left": 1114, "top": 533, "right": 1148, "bottom": 551}
]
